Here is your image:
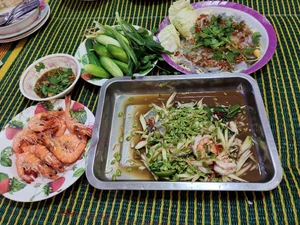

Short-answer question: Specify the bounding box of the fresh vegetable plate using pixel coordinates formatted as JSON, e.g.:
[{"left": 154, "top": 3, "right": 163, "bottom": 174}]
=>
[
  {"left": 75, "top": 26, "right": 156, "bottom": 87},
  {"left": 158, "top": 1, "right": 277, "bottom": 74},
  {"left": 0, "top": 99, "right": 94, "bottom": 202}
]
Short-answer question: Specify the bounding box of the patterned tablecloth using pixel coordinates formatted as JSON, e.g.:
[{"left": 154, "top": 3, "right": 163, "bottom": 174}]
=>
[{"left": 0, "top": 0, "right": 299, "bottom": 224}]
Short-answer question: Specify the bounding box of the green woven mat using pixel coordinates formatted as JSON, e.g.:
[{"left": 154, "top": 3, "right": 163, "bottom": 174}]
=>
[{"left": 0, "top": 0, "right": 299, "bottom": 224}]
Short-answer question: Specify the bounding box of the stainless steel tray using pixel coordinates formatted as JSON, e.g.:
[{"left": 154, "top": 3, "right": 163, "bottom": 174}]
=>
[{"left": 86, "top": 73, "right": 282, "bottom": 191}]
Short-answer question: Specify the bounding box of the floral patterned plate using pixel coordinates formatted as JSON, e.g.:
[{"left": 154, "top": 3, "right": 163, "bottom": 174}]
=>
[{"left": 0, "top": 99, "right": 94, "bottom": 202}]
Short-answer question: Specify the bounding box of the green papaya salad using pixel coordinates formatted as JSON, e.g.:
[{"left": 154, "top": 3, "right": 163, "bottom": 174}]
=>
[{"left": 134, "top": 93, "right": 257, "bottom": 182}]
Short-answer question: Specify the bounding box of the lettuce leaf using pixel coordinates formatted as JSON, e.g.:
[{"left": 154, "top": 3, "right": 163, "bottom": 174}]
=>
[
  {"left": 158, "top": 24, "right": 181, "bottom": 52},
  {"left": 168, "top": 0, "right": 197, "bottom": 39}
]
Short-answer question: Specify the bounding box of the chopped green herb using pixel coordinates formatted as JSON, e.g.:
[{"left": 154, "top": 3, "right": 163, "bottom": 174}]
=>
[
  {"left": 252, "top": 32, "right": 262, "bottom": 45},
  {"left": 135, "top": 150, "right": 141, "bottom": 155},
  {"left": 225, "top": 52, "right": 235, "bottom": 63},
  {"left": 33, "top": 67, "right": 75, "bottom": 98},
  {"left": 212, "top": 50, "right": 223, "bottom": 61},
  {"left": 115, "top": 169, "right": 121, "bottom": 176},
  {"left": 244, "top": 48, "right": 254, "bottom": 54},
  {"left": 133, "top": 121, "right": 138, "bottom": 128},
  {"left": 118, "top": 112, "right": 124, "bottom": 117},
  {"left": 114, "top": 152, "right": 121, "bottom": 162}
]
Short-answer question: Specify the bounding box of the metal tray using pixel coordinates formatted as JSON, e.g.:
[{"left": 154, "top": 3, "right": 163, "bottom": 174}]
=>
[{"left": 86, "top": 73, "right": 282, "bottom": 191}]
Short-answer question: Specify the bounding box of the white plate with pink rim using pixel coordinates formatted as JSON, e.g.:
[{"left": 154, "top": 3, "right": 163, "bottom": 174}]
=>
[{"left": 0, "top": 98, "right": 94, "bottom": 202}]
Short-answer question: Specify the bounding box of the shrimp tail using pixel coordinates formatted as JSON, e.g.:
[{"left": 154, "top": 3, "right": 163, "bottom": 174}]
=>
[
  {"left": 65, "top": 95, "right": 72, "bottom": 114},
  {"left": 65, "top": 96, "right": 92, "bottom": 137},
  {"left": 74, "top": 125, "right": 92, "bottom": 137}
]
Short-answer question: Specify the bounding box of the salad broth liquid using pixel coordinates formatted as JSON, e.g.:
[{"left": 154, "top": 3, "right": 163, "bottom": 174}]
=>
[{"left": 118, "top": 92, "right": 261, "bottom": 182}]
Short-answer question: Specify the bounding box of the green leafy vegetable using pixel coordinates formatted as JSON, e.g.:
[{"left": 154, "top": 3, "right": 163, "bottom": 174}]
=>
[
  {"left": 195, "top": 15, "right": 234, "bottom": 50},
  {"left": 252, "top": 32, "right": 262, "bottom": 45},
  {"left": 212, "top": 50, "right": 223, "bottom": 61}
]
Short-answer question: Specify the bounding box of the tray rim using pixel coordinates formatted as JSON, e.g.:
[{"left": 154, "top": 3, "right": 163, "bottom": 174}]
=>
[{"left": 86, "top": 73, "right": 282, "bottom": 191}]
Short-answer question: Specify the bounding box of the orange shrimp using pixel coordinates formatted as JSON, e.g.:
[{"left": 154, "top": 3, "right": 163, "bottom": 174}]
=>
[
  {"left": 22, "top": 144, "right": 65, "bottom": 172},
  {"left": 65, "top": 96, "right": 92, "bottom": 137},
  {"left": 192, "top": 135, "right": 212, "bottom": 159},
  {"left": 51, "top": 117, "right": 67, "bottom": 137},
  {"left": 42, "top": 134, "right": 87, "bottom": 164},
  {"left": 16, "top": 152, "right": 58, "bottom": 183},
  {"left": 28, "top": 110, "right": 65, "bottom": 133},
  {"left": 12, "top": 129, "right": 38, "bottom": 153}
]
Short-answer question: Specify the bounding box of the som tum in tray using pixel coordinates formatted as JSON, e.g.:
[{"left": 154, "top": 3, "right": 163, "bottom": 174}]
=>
[{"left": 86, "top": 74, "right": 282, "bottom": 191}]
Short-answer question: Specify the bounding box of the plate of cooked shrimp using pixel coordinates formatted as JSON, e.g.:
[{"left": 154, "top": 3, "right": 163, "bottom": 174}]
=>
[{"left": 0, "top": 96, "right": 94, "bottom": 202}]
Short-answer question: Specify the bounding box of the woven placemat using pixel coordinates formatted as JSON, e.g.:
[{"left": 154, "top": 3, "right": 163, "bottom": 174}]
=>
[{"left": 0, "top": 1, "right": 299, "bottom": 224}]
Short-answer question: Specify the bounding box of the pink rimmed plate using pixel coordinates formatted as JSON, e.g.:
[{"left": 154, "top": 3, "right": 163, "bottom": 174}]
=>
[{"left": 158, "top": 1, "right": 277, "bottom": 75}]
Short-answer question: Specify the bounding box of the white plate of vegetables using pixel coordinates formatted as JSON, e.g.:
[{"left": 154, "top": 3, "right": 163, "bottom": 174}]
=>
[
  {"left": 75, "top": 13, "right": 168, "bottom": 87},
  {"left": 157, "top": 0, "right": 277, "bottom": 74}
]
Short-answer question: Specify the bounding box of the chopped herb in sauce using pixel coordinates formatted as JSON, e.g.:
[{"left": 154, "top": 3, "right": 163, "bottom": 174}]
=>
[
  {"left": 34, "top": 67, "right": 75, "bottom": 98},
  {"left": 133, "top": 121, "right": 138, "bottom": 128},
  {"left": 126, "top": 136, "right": 131, "bottom": 141},
  {"left": 118, "top": 136, "right": 124, "bottom": 143}
]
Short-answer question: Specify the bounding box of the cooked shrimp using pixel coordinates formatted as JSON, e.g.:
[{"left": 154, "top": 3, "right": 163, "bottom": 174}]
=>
[
  {"left": 42, "top": 134, "right": 87, "bottom": 164},
  {"left": 12, "top": 129, "right": 38, "bottom": 153},
  {"left": 210, "top": 143, "right": 220, "bottom": 156},
  {"left": 65, "top": 96, "right": 92, "bottom": 137},
  {"left": 214, "top": 152, "right": 237, "bottom": 176},
  {"left": 16, "top": 152, "right": 58, "bottom": 183},
  {"left": 52, "top": 117, "right": 67, "bottom": 137},
  {"left": 192, "top": 135, "right": 212, "bottom": 159},
  {"left": 22, "top": 144, "right": 64, "bottom": 172},
  {"left": 28, "top": 110, "right": 65, "bottom": 133}
]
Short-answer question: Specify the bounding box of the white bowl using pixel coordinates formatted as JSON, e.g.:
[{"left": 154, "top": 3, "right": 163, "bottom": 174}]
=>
[
  {"left": 20, "top": 54, "right": 81, "bottom": 101},
  {"left": 0, "top": 6, "right": 40, "bottom": 36}
]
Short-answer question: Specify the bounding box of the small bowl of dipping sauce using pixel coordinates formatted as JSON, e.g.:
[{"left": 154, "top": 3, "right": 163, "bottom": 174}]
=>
[{"left": 20, "top": 53, "right": 81, "bottom": 101}]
